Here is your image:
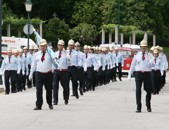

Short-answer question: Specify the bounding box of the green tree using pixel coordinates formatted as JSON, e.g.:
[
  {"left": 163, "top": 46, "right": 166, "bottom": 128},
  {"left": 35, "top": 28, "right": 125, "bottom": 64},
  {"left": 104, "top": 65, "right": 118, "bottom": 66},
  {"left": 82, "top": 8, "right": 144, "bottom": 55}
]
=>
[
  {"left": 44, "top": 17, "right": 69, "bottom": 46},
  {"left": 72, "top": 0, "right": 102, "bottom": 27},
  {"left": 69, "top": 23, "right": 98, "bottom": 46}
]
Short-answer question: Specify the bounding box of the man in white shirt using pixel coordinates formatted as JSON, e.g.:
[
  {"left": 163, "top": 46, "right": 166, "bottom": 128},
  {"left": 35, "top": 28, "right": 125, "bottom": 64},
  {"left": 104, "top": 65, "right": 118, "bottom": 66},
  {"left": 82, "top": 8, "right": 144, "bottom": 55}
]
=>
[
  {"left": 29, "top": 39, "right": 53, "bottom": 110},
  {"left": 128, "top": 40, "right": 152, "bottom": 113},
  {"left": 53, "top": 40, "right": 69, "bottom": 105}
]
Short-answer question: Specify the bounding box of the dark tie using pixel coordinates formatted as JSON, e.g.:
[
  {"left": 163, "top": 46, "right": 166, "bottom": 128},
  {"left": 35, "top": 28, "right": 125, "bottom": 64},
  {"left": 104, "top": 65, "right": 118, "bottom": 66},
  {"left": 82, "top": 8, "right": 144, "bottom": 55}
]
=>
[
  {"left": 142, "top": 52, "right": 145, "bottom": 60},
  {"left": 69, "top": 50, "right": 72, "bottom": 56},
  {"left": 86, "top": 53, "right": 88, "bottom": 58},
  {"left": 41, "top": 52, "right": 46, "bottom": 62},
  {"left": 116, "top": 52, "right": 118, "bottom": 56},
  {"left": 58, "top": 51, "right": 62, "bottom": 58},
  {"left": 155, "top": 58, "right": 156, "bottom": 63},
  {"left": 25, "top": 53, "right": 27, "bottom": 58},
  {"left": 9, "top": 56, "right": 11, "bottom": 63}
]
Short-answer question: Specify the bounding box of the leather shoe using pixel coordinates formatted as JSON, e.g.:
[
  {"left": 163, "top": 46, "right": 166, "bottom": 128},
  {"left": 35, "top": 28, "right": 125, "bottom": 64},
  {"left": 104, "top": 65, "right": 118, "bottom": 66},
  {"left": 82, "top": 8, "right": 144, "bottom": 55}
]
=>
[
  {"left": 49, "top": 105, "right": 53, "bottom": 110},
  {"left": 80, "top": 91, "right": 83, "bottom": 96},
  {"left": 53, "top": 102, "right": 58, "bottom": 105},
  {"left": 147, "top": 108, "right": 152, "bottom": 112},
  {"left": 76, "top": 95, "right": 79, "bottom": 99},
  {"left": 65, "top": 100, "right": 69, "bottom": 105},
  {"left": 34, "top": 107, "right": 41, "bottom": 110},
  {"left": 136, "top": 110, "right": 141, "bottom": 113}
]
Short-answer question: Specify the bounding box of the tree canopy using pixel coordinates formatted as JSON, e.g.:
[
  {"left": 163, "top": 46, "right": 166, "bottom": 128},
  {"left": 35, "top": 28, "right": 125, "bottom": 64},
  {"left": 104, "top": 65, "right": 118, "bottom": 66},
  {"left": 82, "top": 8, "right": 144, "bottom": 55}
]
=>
[{"left": 2, "top": 0, "right": 169, "bottom": 46}]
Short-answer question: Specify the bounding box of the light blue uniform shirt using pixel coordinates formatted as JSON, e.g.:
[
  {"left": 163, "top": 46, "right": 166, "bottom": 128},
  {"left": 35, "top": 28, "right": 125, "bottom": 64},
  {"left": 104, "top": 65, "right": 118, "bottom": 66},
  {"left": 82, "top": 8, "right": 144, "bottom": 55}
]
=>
[
  {"left": 18, "top": 56, "right": 27, "bottom": 73},
  {"left": 66, "top": 49, "right": 78, "bottom": 67},
  {"left": 159, "top": 53, "right": 168, "bottom": 70},
  {"left": 115, "top": 52, "right": 124, "bottom": 65},
  {"left": 1, "top": 55, "right": 20, "bottom": 72},
  {"left": 77, "top": 50, "right": 85, "bottom": 67},
  {"left": 54, "top": 50, "right": 68, "bottom": 70},
  {"left": 83, "top": 53, "right": 94, "bottom": 68},
  {"left": 150, "top": 56, "right": 164, "bottom": 75}
]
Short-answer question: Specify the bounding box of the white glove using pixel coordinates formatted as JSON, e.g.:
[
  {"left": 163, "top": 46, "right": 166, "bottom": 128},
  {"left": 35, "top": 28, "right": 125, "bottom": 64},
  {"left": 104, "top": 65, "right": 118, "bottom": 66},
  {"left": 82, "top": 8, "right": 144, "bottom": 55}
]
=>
[
  {"left": 17, "top": 70, "right": 20, "bottom": 74},
  {"left": 22, "top": 71, "right": 25, "bottom": 75},
  {"left": 110, "top": 65, "right": 113, "bottom": 69},
  {"left": 122, "top": 64, "right": 124, "bottom": 67},
  {"left": 161, "top": 71, "right": 164, "bottom": 76},
  {"left": 29, "top": 74, "right": 33, "bottom": 81},
  {"left": 84, "top": 67, "right": 87, "bottom": 72},
  {"left": 102, "top": 67, "right": 105, "bottom": 71},
  {"left": 94, "top": 67, "right": 98, "bottom": 71},
  {"left": 33, "top": 28, "right": 36, "bottom": 32},
  {"left": 127, "top": 73, "right": 131, "bottom": 81},
  {"left": 26, "top": 71, "right": 29, "bottom": 76}
]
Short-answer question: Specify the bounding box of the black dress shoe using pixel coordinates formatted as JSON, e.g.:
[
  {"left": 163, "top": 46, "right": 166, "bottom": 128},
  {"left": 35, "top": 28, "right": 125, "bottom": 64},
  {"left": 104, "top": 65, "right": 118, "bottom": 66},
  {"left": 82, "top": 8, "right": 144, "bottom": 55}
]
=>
[
  {"left": 53, "top": 102, "right": 58, "bottom": 105},
  {"left": 136, "top": 110, "right": 141, "bottom": 113},
  {"left": 80, "top": 91, "right": 83, "bottom": 96},
  {"left": 65, "top": 101, "right": 69, "bottom": 105},
  {"left": 34, "top": 107, "right": 41, "bottom": 110},
  {"left": 76, "top": 95, "right": 79, "bottom": 99},
  {"left": 5, "top": 92, "right": 9, "bottom": 95},
  {"left": 49, "top": 105, "right": 53, "bottom": 110},
  {"left": 147, "top": 108, "right": 152, "bottom": 112},
  {"left": 71, "top": 94, "right": 75, "bottom": 96}
]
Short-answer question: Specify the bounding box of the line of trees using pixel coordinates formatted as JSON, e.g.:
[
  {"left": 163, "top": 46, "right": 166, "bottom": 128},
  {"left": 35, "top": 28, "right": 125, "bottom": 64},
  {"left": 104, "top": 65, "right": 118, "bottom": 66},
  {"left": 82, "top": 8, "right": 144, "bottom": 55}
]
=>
[{"left": 2, "top": 0, "right": 169, "bottom": 46}]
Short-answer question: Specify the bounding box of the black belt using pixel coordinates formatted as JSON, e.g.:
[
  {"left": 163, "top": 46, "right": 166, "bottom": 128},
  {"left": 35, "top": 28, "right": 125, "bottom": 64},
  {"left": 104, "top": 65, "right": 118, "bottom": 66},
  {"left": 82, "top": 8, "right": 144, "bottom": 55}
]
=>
[
  {"left": 136, "top": 71, "right": 150, "bottom": 73},
  {"left": 55, "top": 69, "right": 68, "bottom": 72},
  {"left": 152, "top": 69, "right": 160, "bottom": 71}
]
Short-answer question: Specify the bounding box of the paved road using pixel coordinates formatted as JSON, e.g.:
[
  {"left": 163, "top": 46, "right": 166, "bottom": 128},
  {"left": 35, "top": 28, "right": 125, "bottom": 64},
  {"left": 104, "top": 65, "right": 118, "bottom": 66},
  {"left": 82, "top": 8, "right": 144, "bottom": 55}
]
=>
[{"left": 0, "top": 74, "right": 169, "bottom": 130}]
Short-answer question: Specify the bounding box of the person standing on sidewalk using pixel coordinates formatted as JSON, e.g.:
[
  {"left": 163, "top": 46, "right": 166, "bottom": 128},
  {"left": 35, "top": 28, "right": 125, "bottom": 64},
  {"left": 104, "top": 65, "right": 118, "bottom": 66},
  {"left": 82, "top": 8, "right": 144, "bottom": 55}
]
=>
[
  {"left": 29, "top": 39, "right": 54, "bottom": 110},
  {"left": 128, "top": 40, "right": 152, "bottom": 113}
]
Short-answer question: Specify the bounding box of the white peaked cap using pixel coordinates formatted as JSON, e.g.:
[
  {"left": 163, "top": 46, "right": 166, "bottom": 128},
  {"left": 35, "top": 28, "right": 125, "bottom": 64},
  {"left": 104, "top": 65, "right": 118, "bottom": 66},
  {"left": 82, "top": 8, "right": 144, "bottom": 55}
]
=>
[
  {"left": 7, "top": 48, "right": 12, "bottom": 52},
  {"left": 84, "top": 45, "right": 88, "bottom": 49},
  {"left": 23, "top": 46, "right": 28, "bottom": 50},
  {"left": 68, "top": 39, "right": 75, "bottom": 45},
  {"left": 150, "top": 46, "right": 155, "bottom": 51},
  {"left": 34, "top": 45, "right": 39, "bottom": 50},
  {"left": 88, "top": 46, "right": 91, "bottom": 49},
  {"left": 13, "top": 49, "right": 18, "bottom": 53},
  {"left": 29, "top": 45, "right": 34, "bottom": 50},
  {"left": 40, "top": 39, "right": 47, "bottom": 46},
  {"left": 140, "top": 40, "right": 148, "bottom": 47},
  {"left": 75, "top": 42, "right": 80, "bottom": 46},
  {"left": 58, "top": 39, "right": 65, "bottom": 45},
  {"left": 18, "top": 49, "right": 23, "bottom": 53}
]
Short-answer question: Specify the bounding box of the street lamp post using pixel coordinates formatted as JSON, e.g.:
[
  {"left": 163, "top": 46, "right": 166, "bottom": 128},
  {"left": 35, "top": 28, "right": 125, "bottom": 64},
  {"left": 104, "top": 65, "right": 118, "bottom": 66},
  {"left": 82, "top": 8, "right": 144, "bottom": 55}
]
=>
[
  {"left": 117, "top": 0, "right": 121, "bottom": 46},
  {"left": 0, "top": 0, "right": 2, "bottom": 60},
  {"left": 25, "top": 0, "right": 32, "bottom": 50},
  {"left": 53, "top": 12, "right": 56, "bottom": 46}
]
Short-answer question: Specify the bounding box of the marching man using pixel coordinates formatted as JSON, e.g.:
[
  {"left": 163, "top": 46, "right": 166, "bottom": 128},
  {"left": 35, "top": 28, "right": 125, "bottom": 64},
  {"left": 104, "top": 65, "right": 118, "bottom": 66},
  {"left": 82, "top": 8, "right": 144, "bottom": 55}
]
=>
[
  {"left": 128, "top": 40, "right": 152, "bottom": 113},
  {"left": 53, "top": 40, "right": 70, "bottom": 105},
  {"left": 29, "top": 39, "right": 54, "bottom": 110},
  {"left": 0, "top": 48, "right": 20, "bottom": 94}
]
